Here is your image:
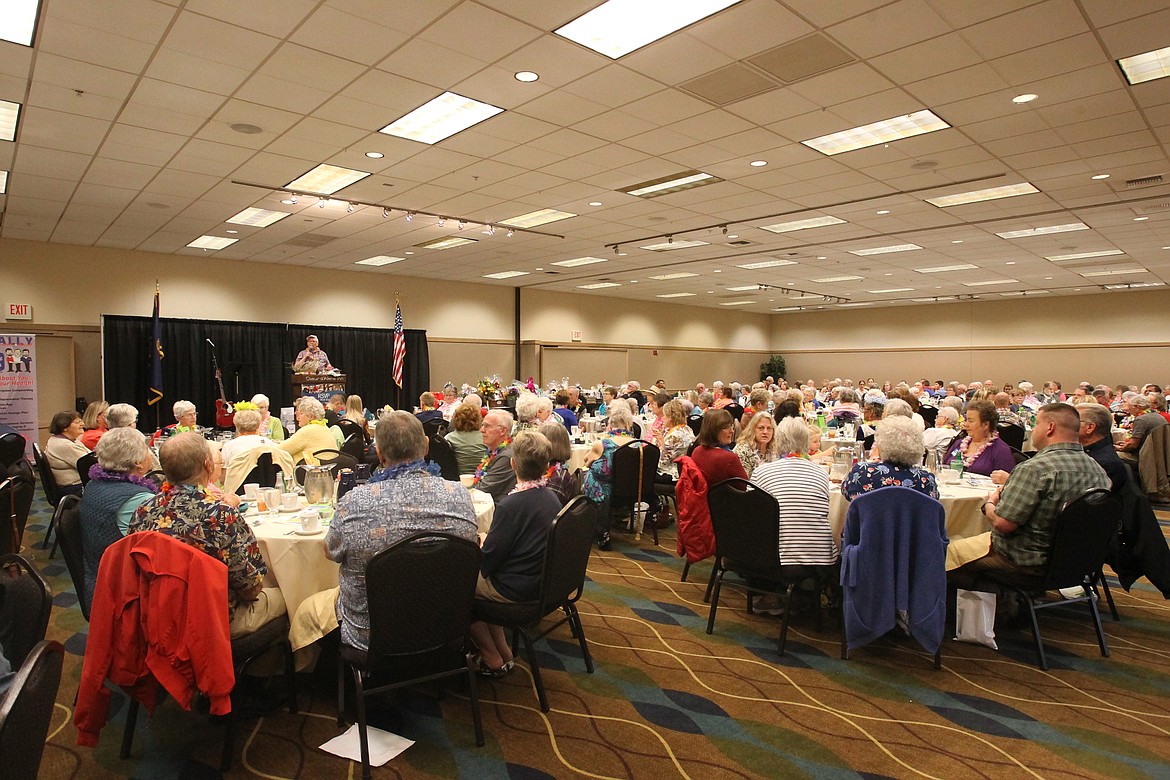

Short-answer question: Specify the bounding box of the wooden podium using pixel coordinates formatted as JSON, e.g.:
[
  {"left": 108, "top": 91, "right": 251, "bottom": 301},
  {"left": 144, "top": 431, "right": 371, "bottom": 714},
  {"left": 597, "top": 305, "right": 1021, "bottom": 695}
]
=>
[{"left": 292, "top": 373, "right": 346, "bottom": 404}]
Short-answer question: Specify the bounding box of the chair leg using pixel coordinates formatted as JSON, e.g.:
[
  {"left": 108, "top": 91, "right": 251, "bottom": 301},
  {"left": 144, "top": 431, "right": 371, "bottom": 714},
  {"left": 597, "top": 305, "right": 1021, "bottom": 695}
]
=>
[
  {"left": 1086, "top": 590, "right": 1111, "bottom": 658},
  {"left": 336, "top": 656, "right": 347, "bottom": 727},
  {"left": 777, "top": 581, "right": 797, "bottom": 656},
  {"left": 284, "top": 640, "right": 298, "bottom": 715},
  {"left": 220, "top": 711, "right": 235, "bottom": 772},
  {"left": 706, "top": 573, "right": 724, "bottom": 634},
  {"left": 518, "top": 628, "right": 549, "bottom": 712},
  {"left": 703, "top": 563, "right": 718, "bottom": 604},
  {"left": 120, "top": 698, "right": 140, "bottom": 759},
  {"left": 49, "top": 534, "right": 61, "bottom": 559},
  {"left": 566, "top": 604, "right": 594, "bottom": 673},
  {"left": 1022, "top": 594, "right": 1048, "bottom": 671},
  {"left": 41, "top": 514, "right": 56, "bottom": 550},
  {"left": 352, "top": 667, "right": 372, "bottom": 780},
  {"left": 465, "top": 653, "right": 485, "bottom": 747},
  {"left": 1098, "top": 572, "right": 1120, "bottom": 621},
  {"left": 681, "top": 559, "right": 691, "bottom": 583},
  {"left": 933, "top": 648, "right": 942, "bottom": 670}
]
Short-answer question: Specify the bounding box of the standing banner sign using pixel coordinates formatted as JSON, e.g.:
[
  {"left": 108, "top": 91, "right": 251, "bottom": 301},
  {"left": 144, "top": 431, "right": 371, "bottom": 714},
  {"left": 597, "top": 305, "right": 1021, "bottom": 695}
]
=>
[{"left": 0, "top": 334, "right": 37, "bottom": 458}]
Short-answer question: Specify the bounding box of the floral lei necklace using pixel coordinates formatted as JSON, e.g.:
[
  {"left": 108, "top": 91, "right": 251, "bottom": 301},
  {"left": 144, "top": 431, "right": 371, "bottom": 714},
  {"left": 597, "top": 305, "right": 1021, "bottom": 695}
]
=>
[
  {"left": 780, "top": 452, "right": 810, "bottom": 460},
  {"left": 606, "top": 428, "right": 633, "bottom": 438},
  {"left": 308, "top": 418, "right": 327, "bottom": 427},
  {"left": 369, "top": 459, "right": 441, "bottom": 484},
  {"left": 474, "top": 437, "right": 512, "bottom": 483},
  {"left": 510, "top": 476, "right": 548, "bottom": 494},
  {"left": 958, "top": 431, "right": 999, "bottom": 468}
]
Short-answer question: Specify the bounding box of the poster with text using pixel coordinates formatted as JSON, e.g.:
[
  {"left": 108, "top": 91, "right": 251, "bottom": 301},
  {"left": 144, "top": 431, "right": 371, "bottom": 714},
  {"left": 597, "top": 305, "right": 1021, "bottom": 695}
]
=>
[{"left": 0, "top": 334, "right": 37, "bottom": 459}]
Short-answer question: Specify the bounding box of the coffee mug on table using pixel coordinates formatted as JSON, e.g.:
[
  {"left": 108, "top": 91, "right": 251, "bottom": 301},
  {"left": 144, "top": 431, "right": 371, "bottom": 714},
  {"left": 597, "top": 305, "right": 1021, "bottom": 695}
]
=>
[
  {"left": 299, "top": 509, "right": 321, "bottom": 533},
  {"left": 281, "top": 492, "right": 299, "bottom": 511},
  {"left": 243, "top": 483, "right": 260, "bottom": 501}
]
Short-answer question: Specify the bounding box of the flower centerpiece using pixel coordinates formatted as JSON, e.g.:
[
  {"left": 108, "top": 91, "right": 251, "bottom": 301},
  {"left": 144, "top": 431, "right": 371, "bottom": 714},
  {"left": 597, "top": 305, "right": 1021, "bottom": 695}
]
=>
[
  {"left": 233, "top": 400, "right": 258, "bottom": 411},
  {"left": 476, "top": 375, "right": 502, "bottom": 401}
]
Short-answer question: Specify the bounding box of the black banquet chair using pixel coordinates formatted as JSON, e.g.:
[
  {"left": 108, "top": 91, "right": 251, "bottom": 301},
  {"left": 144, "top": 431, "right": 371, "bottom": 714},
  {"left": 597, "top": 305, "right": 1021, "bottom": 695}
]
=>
[
  {"left": 337, "top": 532, "right": 484, "bottom": 780},
  {"left": 997, "top": 423, "right": 1026, "bottom": 452},
  {"left": 425, "top": 435, "right": 460, "bottom": 481},
  {"left": 608, "top": 440, "right": 661, "bottom": 545},
  {"left": 0, "top": 639, "right": 66, "bottom": 780},
  {"left": 0, "top": 554, "right": 53, "bottom": 670},
  {"left": 51, "top": 495, "right": 88, "bottom": 620},
  {"left": 31, "top": 444, "right": 64, "bottom": 555},
  {"left": 76, "top": 452, "right": 98, "bottom": 487},
  {"left": 472, "top": 496, "right": 599, "bottom": 711}
]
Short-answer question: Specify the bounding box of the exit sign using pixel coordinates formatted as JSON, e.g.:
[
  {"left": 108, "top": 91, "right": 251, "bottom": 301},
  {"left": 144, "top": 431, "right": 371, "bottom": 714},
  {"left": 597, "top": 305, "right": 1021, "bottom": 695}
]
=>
[
  {"left": 5, "top": 303, "right": 31, "bottom": 320},
  {"left": 570, "top": 330, "right": 583, "bottom": 342}
]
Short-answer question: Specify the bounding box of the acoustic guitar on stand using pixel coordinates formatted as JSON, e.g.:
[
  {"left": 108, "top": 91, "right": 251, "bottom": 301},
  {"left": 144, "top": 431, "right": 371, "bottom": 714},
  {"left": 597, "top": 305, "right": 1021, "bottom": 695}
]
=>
[{"left": 207, "top": 338, "right": 235, "bottom": 428}]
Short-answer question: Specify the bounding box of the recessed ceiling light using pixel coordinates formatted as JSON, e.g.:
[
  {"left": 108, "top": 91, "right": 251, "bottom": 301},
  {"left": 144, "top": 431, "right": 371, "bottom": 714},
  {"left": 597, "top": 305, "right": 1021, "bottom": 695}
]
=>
[
  {"left": 379, "top": 91, "right": 503, "bottom": 144},
  {"left": 578, "top": 282, "right": 621, "bottom": 289},
  {"left": 713, "top": 269, "right": 721, "bottom": 273},
  {"left": 802, "top": 110, "right": 950, "bottom": 156},
  {"left": 999, "top": 290, "right": 1050, "bottom": 297},
  {"left": 758, "top": 215, "right": 845, "bottom": 233},
  {"left": 811, "top": 275, "right": 863, "bottom": 283},
  {"left": 186, "top": 235, "right": 237, "bottom": 250},
  {"left": 736, "top": 259, "right": 797, "bottom": 270},
  {"left": 1012, "top": 93, "right": 1038, "bottom": 104},
  {"left": 1134, "top": 216, "right": 1149, "bottom": 221},
  {"left": 364, "top": 151, "right": 384, "bottom": 159},
  {"left": 649, "top": 272, "right": 700, "bottom": 280},
  {"left": 641, "top": 240, "right": 709, "bottom": 251},
  {"left": 867, "top": 288, "right": 914, "bottom": 294},
  {"left": 514, "top": 71, "right": 539, "bottom": 82},
  {"left": 656, "top": 292, "right": 697, "bottom": 298},
  {"left": 925, "top": 182, "right": 1039, "bottom": 208},
  {"left": 1117, "top": 46, "right": 1170, "bottom": 85},
  {"left": 1005, "top": 261, "right": 1015, "bottom": 265},
  {"left": 876, "top": 210, "right": 890, "bottom": 215},
  {"left": 0, "top": 170, "right": 8, "bottom": 194},
  {"left": 229, "top": 123, "right": 263, "bottom": 135},
  {"left": 719, "top": 300, "right": 754, "bottom": 306},
  {"left": 551, "top": 256, "right": 607, "bottom": 267},
  {"left": 995, "top": 222, "right": 1089, "bottom": 239},
  {"left": 1045, "top": 250, "right": 1125, "bottom": 262},
  {"left": 225, "top": 229, "right": 238, "bottom": 234},
  {"left": 951, "top": 240, "right": 963, "bottom": 244},
  {"left": 0, "top": 0, "right": 40, "bottom": 46},
  {"left": 816, "top": 256, "right": 827, "bottom": 260},
  {"left": 963, "top": 279, "right": 1018, "bottom": 286},
  {"left": 483, "top": 270, "right": 529, "bottom": 279},
  {"left": 416, "top": 236, "right": 478, "bottom": 250},
  {"left": 1091, "top": 173, "right": 1110, "bottom": 180},
  {"left": 1080, "top": 267, "right": 1149, "bottom": 277},
  {"left": 588, "top": 201, "right": 603, "bottom": 206},
  {"left": 280, "top": 198, "right": 295, "bottom": 205},
  {"left": 226, "top": 207, "right": 290, "bottom": 228},
  {"left": 849, "top": 243, "right": 922, "bottom": 256},
  {"left": 620, "top": 170, "right": 721, "bottom": 198},
  {"left": 0, "top": 100, "right": 21, "bottom": 142},
  {"left": 749, "top": 160, "right": 767, "bottom": 167},
  {"left": 554, "top": 0, "right": 743, "bottom": 59},
  {"left": 618, "top": 252, "right": 627, "bottom": 256},
  {"left": 355, "top": 255, "right": 404, "bottom": 266},
  {"left": 285, "top": 164, "right": 370, "bottom": 195},
  {"left": 500, "top": 208, "right": 576, "bottom": 228},
  {"left": 915, "top": 263, "right": 978, "bottom": 273},
  {"left": 726, "top": 234, "right": 738, "bottom": 239}
]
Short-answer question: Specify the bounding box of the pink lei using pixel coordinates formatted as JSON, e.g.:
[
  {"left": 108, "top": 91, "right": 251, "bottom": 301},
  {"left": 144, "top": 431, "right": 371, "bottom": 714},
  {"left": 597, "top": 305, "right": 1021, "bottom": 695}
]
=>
[{"left": 959, "top": 432, "right": 999, "bottom": 468}]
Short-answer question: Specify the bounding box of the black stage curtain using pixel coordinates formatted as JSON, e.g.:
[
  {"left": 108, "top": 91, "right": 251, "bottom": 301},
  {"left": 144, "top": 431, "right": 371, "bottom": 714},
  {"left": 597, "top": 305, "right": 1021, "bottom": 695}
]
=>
[{"left": 103, "top": 316, "right": 429, "bottom": 429}]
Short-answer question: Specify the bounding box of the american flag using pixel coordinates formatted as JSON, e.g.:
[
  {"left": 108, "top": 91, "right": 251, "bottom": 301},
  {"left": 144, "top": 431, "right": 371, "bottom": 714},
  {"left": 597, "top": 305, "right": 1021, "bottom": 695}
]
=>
[{"left": 392, "top": 298, "right": 405, "bottom": 388}]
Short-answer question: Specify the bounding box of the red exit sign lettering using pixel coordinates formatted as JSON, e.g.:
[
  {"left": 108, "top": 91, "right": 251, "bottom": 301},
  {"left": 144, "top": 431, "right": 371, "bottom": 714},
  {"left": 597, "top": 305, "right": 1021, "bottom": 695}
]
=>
[{"left": 6, "top": 303, "right": 32, "bottom": 320}]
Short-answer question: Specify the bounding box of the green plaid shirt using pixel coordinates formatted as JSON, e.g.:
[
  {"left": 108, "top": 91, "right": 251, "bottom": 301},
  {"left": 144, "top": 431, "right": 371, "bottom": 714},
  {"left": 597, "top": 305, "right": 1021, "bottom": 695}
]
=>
[{"left": 992, "top": 442, "right": 1109, "bottom": 567}]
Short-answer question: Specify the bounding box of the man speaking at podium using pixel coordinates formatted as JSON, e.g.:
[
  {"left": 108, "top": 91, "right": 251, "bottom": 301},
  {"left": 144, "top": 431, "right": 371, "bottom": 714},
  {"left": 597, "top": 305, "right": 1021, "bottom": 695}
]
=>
[{"left": 293, "top": 334, "right": 334, "bottom": 374}]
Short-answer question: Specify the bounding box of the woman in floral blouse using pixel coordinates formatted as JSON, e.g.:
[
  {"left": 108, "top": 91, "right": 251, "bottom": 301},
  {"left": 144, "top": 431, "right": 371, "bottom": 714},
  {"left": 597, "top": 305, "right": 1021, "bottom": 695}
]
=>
[
  {"left": 842, "top": 416, "right": 938, "bottom": 501},
  {"left": 733, "top": 412, "right": 778, "bottom": 479},
  {"left": 657, "top": 400, "right": 695, "bottom": 479}
]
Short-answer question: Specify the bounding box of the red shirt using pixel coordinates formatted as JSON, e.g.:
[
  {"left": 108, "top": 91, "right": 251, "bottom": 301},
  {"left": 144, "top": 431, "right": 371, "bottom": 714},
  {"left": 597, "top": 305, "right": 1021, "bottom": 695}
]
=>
[
  {"left": 80, "top": 426, "right": 107, "bottom": 451},
  {"left": 691, "top": 445, "right": 748, "bottom": 486}
]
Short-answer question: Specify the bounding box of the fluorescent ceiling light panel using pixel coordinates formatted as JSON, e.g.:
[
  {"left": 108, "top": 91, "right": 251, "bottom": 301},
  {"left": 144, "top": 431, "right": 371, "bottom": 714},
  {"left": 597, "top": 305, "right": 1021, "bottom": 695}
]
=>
[
  {"left": 963, "top": 279, "right": 1018, "bottom": 286},
  {"left": 758, "top": 215, "right": 846, "bottom": 233},
  {"left": 187, "top": 236, "right": 237, "bottom": 250},
  {"left": 913, "top": 296, "right": 958, "bottom": 302},
  {"left": 915, "top": 263, "right": 978, "bottom": 273},
  {"left": 925, "top": 182, "right": 1040, "bottom": 208},
  {"left": 648, "top": 272, "right": 699, "bottom": 280},
  {"left": 1045, "top": 250, "right": 1125, "bottom": 262},
  {"left": 1118, "top": 45, "right": 1170, "bottom": 85},
  {"left": 867, "top": 288, "right": 914, "bottom": 294},
  {"left": 1104, "top": 282, "right": 1163, "bottom": 289},
  {"left": 995, "top": 222, "right": 1089, "bottom": 239},
  {"left": 1080, "top": 268, "right": 1149, "bottom": 277},
  {"left": 849, "top": 243, "right": 922, "bottom": 256},
  {"left": 726, "top": 285, "right": 761, "bottom": 291},
  {"left": 620, "top": 171, "right": 721, "bottom": 198},
  {"left": 225, "top": 207, "right": 290, "bottom": 228},
  {"left": 0, "top": 0, "right": 39, "bottom": 46},
  {"left": 354, "top": 256, "right": 403, "bottom": 267},
  {"left": 578, "top": 282, "right": 622, "bottom": 289},
  {"left": 802, "top": 110, "right": 950, "bottom": 156},
  {"left": 656, "top": 292, "right": 697, "bottom": 298},
  {"left": 379, "top": 91, "right": 503, "bottom": 144},
  {"left": 719, "top": 300, "right": 753, "bottom": 306},
  {"left": 0, "top": 100, "right": 21, "bottom": 142},
  {"left": 285, "top": 164, "right": 370, "bottom": 195},
  {"left": 500, "top": 209, "right": 576, "bottom": 228},
  {"left": 552, "top": 256, "right": 607, "bottom": 268},
  {"left": 483, "top": 270, "right": 529, "bottom": 279},
  {"left": 0, "top": 170, "right": 7, "bottom": 194},
  {"left": 839, "top": 302, "right": 873, "bottom": 307},
  {"left": 999, "top": 290, "right": 1050, "bottom": 297},
  {"left": 811, "top": 275, "right": 863, "bottom": 283},
  {"left": 736, "top": 259, "right": 797, "bottom": 269},
  {"left": 554, "top": 0, "right": 743, "bottom": 59},
  {"left": 641, "top": 240, "right": 709, "bottom": 251},
  {"left": 416, "top": 236, "right": 478, "bottom": 250},
  {"left": 772, "top": 306, "right": 802, "bottom": 312}
]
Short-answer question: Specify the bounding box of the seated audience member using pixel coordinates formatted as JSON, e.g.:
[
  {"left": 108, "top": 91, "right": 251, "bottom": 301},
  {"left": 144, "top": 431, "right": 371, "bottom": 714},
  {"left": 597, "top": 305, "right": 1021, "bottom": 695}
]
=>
[
  {"left": 942, "top": 399, "right": 1016, "bottom": 481},
  {"left": 597, "top": 386, "right": 617, "bottom": 418},
  {"left": 221, "top": 406, "right": 270, "bottom": 463},
  {"left": 842, "top": 417, "right": 938, "bottom": 501},
  {"left": 80, "top": 400, "right": 110, "bottom": 450},
  {"left": 251, "top": 394, "right": 286, "bottom": 441},
  {"left": 344, "top": 394, "right": 372, "bottom": 439},
  {"left": 1148, "top": 392, "right": 1170, "bottom": 424},
  {"left": 923, "top": 406, "right": 962, "bottom": 462},
  {"left": 445, "top": 402, "right": 487, "bottom": 475},
  {"left": 747, "top": 389, "right": 770, "bottom": 417},
  {"left": 475, "top": 410, "right": 517, "bottom": 500},
  {"left": 553, "top": 392, "right": 578, "bottom": 430},
  {"left": 886, "top": 390, "right": 926, "bottom": 431},
  {"left": 78, "top": 428, "right": 158, "bottom": 613},
  {"left": 691, "top": 409, "right": 749, "bottom": 486},
  {"left": 415, "top": 392, "right": 444, "bottom": 425},
  {"left": 646, "top": 392, "right": 670, "bottom": 447},
  {"left": 45, "top": 410, "right": 89, "bottom": 496},
  {"left": 733, "top": 412, "right": 777, "bottom": 478},
  {"left": 828, "top": 388, "right": 862, "bottom": 427},
  {"left": 657, "top": 400, "right": 695, "bottom": 480},
  {"left": 325, "top": 412, "right": 477, "bottom": 651},
  {"left": 1117, "top": 393, "right": 1167, "bottom": 464},
  {"left": 567, "top": 386, "right": 586, "bottom": 417},
  {"left": 323, "top": 393, "right": 346, "bottom": 425},
  {"left": 947, "top": 404, "right": 1109, "bottom": 589},
  {"left": 1078, "top": 403, "right": 1129, "bottom": 491},
  {"left": 279, "top": 397, "right": 339, "bottom": 465},
  {"left": 772, "top": 398, "right": 802, "bottom": 422},
  {"left": 514, "top": 393, "right": 541, "bottom": 433},
  {"left": 129, "top": 433, "right": 285, "bottom": 637},
  {"left": 582, "top": 405, "right": 638, "bottom": 549},
  {"left": 152, "top": 399, "right": 198, "bottom": 444},
  {"left": 539, "top": 421, "right": 579, "bottom": 505},
  {"left": 694, "top": 392, "right": 714, "bottom": 418},
  {"left": 470, "top": 431, "right": 562, "bottom": 676},
  {"left": 105, "top": 403, "right": 140, "bottom": 431}
]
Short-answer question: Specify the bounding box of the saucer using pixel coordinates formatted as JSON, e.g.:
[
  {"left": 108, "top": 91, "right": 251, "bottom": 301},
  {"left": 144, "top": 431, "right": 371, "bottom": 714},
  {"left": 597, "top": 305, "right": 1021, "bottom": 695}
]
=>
[
  {"left": 293, "top": 527, "right": 323, "bottom": 535},
  {"left": 278, "top": 506, "right": 300, "bottom": 513}
]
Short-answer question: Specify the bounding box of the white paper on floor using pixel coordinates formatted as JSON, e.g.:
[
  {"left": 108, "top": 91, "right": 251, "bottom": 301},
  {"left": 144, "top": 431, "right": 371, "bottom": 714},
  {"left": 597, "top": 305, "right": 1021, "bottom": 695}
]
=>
[{"left": 319, "top": 724, "right": 414, "bottom": 766}]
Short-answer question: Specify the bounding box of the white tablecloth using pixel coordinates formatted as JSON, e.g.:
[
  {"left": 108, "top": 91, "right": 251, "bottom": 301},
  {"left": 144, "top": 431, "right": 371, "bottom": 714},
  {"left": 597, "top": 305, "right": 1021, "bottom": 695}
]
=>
[
  {"left": 568, "top": 443, "right": 592, "bottom": 473},
  {"left": 828, "top": 483, "right": 992, "bottom": 544}
]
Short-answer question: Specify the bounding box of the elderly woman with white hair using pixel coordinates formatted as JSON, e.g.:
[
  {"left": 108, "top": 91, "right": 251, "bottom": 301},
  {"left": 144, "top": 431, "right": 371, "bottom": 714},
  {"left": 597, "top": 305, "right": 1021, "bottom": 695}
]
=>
[
  {"left": 582, "top": 404, "right": 639, "bottom": 549},
  {"left": 922, "top": 406, "right": 962, "bottom": 461},
  {"left": 250, "top": 393, "right": 286, "bottom": 441},
  {"left": 78, "top": 427, "right": 158, "bottom": 613},
  {"left": 514, "top": 393, "right": 542, "bottom": 432},
  {"left": 279, "top": 396, "right": 338, "bottom": 465},
  {"left": 221, "top": 406, "right": 268, "bottom": 463},
  {"left": 151, "top": 399, "right": 198, "bottom": 444},
  {"left": 841, "top": 416, "right": 938, "bottom": 501}
]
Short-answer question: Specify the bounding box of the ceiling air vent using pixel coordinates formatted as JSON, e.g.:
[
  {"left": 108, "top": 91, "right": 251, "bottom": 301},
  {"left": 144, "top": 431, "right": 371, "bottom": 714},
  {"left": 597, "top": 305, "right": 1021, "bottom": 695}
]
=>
[
  {"left": 284, "top": 233, "right": 336, "bottom": 248},
  {"left": 1125, "top": 174, "right": 1163, "bottom": 188},
  {"left": 748, "top": 32, "right": 855, "bottom": 84},
  {"left": 679, "top": 63, "right": 780, "bottom": 106},
  {"left": 1134, "top": 199, "right": 1170, "bottom": 214},
  {"left": 728, "top": 240, "right": 755, "bottom": 247}
]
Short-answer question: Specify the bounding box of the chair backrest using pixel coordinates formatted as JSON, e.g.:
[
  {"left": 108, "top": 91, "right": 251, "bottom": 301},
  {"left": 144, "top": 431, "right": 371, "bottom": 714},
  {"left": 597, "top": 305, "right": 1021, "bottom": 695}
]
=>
[
  {"left": 236, "top": 452, "right": 278, "bottom": 494},
  {"left": 335, "top": 418, "right": 365, "bottom": 442},
  {"left": 0, "top": 460, "right": 34, "bottom": 558},
  {"left": 363, "top": 532, "right": 481, "bottom": 656},
  {"left": 997, "top": 423, "right": 1026, "bottom": 451},
  {"left": 52, "top": 494, "right": 88, "bottom": 620},
  {"left": 0, "top": 433, "right": 26, "bottom": 469},
  {"left": 0, "top": 640, "right": 65, "bottom": 780},
  {"left": 76, "top": 452, "right": 98, "bottom": 486},
  {"left": 706, "top": 478, "right": 780, "bottom": 575},
  {"left": 687, "top": 417, "right": 703, "bottom": 437},
  {"left": 340, "top": 432, "right": 366, "bottom": 462},
  {"left": 609, "top": 440, "right": 660, "bottom": 507},
  {"left": 143, "top": 470, "right": 166, "bottom": 489},
  {"left": 0, "top": 554, "right": 52, "bottom": 669},
  {"left": 1043, "top": 488, "right": 1122, "bottom": 589},
  {"left": 538, "top": 497, "right": 598, "bottom": 614},
  {"left": 918, "top": 405, "right": 938, "bottom": 429},
  {"left": 425, "top": 435, "right": 460, "bottom": 481},
  {"left": 422, "top": 418, "right": 449, "bottom": 438},
  {"left": 312, "top": 449, "right": 358, "bottom": 472},
  {"left": 30, "top": 444, "right": 62, "bottom": 509},
  {"left": 724, "top": 403, "right": 744, "bottom": 422},
  {"left": 1138, "top": 424, "right": 1170, "bottom": 503}
]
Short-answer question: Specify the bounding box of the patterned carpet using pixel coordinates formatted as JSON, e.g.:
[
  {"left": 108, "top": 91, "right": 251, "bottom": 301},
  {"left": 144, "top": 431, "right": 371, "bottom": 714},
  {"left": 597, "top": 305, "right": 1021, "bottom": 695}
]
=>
[{"left": 22, "top": 489, "right": 1170, "bottom": 779}]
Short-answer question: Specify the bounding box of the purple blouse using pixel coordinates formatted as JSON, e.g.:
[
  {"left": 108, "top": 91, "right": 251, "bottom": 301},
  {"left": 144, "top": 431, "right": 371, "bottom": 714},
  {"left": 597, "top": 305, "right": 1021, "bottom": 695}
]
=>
[{"left": 941, "top": 436, "right": 1015, "bottom": 477}]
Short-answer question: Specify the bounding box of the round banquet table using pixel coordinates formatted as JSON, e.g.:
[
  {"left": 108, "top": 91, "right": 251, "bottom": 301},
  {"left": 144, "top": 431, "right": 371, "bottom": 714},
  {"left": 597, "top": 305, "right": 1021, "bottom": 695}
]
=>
[
  {"left": 568, "top": 443, "right": 592, "bottom": 473},
  {"left": 828, "top": 482, "right": 993, "bottom": 545}
]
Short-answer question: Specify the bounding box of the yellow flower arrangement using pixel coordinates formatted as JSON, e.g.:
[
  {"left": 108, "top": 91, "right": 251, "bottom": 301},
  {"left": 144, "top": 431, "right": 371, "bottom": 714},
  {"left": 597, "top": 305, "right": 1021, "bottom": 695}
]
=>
[{"left": 233, "top": 401, "right": 258, "bottom": 411}]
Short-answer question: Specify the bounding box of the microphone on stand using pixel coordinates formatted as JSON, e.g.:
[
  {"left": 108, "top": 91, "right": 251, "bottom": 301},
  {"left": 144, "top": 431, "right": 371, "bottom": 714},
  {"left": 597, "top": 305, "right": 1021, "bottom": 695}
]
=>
[{"left": 206, "top": 338, "right": 216, "bottom": 348}]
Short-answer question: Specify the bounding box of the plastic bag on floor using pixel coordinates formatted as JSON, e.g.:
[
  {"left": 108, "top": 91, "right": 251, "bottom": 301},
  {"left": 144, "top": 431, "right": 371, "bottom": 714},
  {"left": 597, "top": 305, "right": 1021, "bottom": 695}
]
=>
[{"left": 954, "top": 589, "right": 998, "bottom": 649}]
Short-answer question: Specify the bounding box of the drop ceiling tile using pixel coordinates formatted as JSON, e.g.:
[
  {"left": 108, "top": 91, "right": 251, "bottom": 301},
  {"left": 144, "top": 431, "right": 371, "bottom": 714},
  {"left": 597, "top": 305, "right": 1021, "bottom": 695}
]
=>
[
  {"left": 71, "top": 181, "right": 140, "bottom": 208},
  {"left": 454, "top": 65, "right": 552, "bottom": 110},
  {"left": 560, "top": 65, "right": 664, "bottom": 108},
  {"left": 170, "top": 139, "right": 256, "bottom": 176},
  {"left": 290, "top": 6, "right": 409, "bottom": 65},
  {"left": 144, "top": 169, "right": 223, "bottom": 198},
  {"left": 780, "top": 0, "right": 897, "bottom": 28},
  {"left": 697, "top": 0, "right": 814, "bottom": 60},
  {"left": 196, "top": 100, "right": 303, "bottom": 150},
  {"left": 1097, "top": 8, "right": 1170, "bottom": 59},
  {"left": 514, "top": 89, "right": 608, "bottom": 126},
  {"left": 960, "top": 0, "right": 1091, "bottom": 60},
  {"left": 926, "top": 0, "right": 1047, "bottom": 27},
  {"left": 621, "top": 89, "right": 712, "bottom": 126},
  {"left": 494, "top": 33, "right": 608, "bottom": 89},
  {"left": 621, "top": 33, "right": 736, "bottom": 85},
  {"left": 18, "top": 106, "right": 110, "bottom": 155},
  {"left": 788, "top": 63, "right": 899, "bottom": 109},
  {"left": 164, "top": 10, "right": 280, "bottom": 70},
  {"left": 8, "top": 174, "right": 75, "bottom": 201},
  {"left": 829, "top": 0, "right": 954, "bottom": 59},
  {"left": 490, "top": 145, "right": 564, "bottom": 172},
  {"left": 146, "top": 49, "right": 252, "bottom": 96},
  {"left": 32, "top": 52, "right": 138, "bottom": 101},
  {"left": 419, "top": 3, "right": 540, "bottom": 64},
  {"left": 236, "top": 73, "right": 334, "bottom": 115},
  {"left": 130, "top": 78, "right": 225, "bottom": 120},
  {"left": 869, "top": 33, "right": 984, "bottom": 84},
  {"left": 26, "top": 81, "right": 124, "bottom": 121},
  {"left": 259, "top": 44, "right": 369, "bottom": 94},
  {"left": 904, "top": 62, "right": 1010, "bottom": 106},
  {"left": 572, "top": 109, "right": 659, "bottom": 143},
  {"left": 37, "top": 19, "right": 156, "bottom": 73}
]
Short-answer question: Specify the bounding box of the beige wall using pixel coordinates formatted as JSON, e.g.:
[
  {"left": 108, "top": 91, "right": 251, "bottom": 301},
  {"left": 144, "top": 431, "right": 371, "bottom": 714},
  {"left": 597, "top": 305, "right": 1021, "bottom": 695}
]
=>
[{"left": 774, "top": 291, "right": 1170, "bottom": 388}]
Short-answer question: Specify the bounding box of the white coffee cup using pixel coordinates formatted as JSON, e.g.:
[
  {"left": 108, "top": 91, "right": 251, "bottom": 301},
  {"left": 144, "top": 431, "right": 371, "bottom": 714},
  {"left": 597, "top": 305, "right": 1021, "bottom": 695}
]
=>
[
  {"left": 243, "top": 483, "right": 260, "bottom": 501},
  {"left": 299, "top": 508, "right": 321, "bottom": 533},
  {"left": 281, "top": 492, "right": 299, "bottom": 511},
  {"left": 938, "top": 468, "right": 960, "bottom": 485},
  {"left": 459, "top": 474, "right": 475, "bottom": 489}
]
